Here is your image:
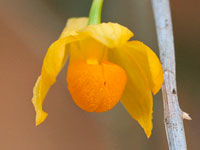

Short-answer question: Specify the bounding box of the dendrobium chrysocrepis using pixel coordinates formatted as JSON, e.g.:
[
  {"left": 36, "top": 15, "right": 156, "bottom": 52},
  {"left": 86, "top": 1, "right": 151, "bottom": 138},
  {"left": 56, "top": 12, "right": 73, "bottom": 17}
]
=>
[{"left": 32, "top": 0, "right": 163, "bottom": 138}]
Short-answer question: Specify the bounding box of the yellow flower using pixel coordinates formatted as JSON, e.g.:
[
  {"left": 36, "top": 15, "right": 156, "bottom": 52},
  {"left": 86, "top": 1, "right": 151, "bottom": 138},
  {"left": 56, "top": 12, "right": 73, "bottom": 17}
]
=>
[{"left": 32, "top": 17, "right": 163, "bottom": 138}]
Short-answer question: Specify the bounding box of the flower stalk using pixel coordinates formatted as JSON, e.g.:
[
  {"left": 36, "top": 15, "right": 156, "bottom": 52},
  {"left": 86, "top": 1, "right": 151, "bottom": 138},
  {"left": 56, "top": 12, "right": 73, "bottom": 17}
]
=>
[{"left": 88, "top": 0, "right": 104, "bottom": 25}]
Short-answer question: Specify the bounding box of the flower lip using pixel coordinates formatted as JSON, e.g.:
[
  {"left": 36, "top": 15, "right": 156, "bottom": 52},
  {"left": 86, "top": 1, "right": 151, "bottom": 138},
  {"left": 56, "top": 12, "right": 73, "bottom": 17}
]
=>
[{"left": 66, "top": 60, "right": 127, "bottom": 112}]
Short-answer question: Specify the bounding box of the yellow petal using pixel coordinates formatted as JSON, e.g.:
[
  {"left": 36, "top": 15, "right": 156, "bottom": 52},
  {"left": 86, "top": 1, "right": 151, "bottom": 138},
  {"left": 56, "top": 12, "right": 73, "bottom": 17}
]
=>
[
  {"left": 108, "top": 42, "right": 163, "bottom": 137},
  {"left": 32, "top": 17, "right": 89, "bottom": 126},
  {"left": 82, "top": 23, "right": 133, "bottom": 48},
  {"left": 127, "top": 41, "right": 163, "bottom": 94},
  {"left": 69, "top": 37, "right": 106, "bottom": 65},
  {"left": 32, "top": 37, "right": 71, "bottom": 126},
  {"left": 59, "top": 17, "right": 88, "bottom": 38},
  {"left": 122, "top": 81, "right": 153, "bottom": 138}
]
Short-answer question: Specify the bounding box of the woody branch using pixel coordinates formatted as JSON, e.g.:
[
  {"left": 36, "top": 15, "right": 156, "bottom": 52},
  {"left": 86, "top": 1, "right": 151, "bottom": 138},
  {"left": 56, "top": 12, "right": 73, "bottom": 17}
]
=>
[{"left": 151, "top": 0, "right": 191, "bottom": 150}]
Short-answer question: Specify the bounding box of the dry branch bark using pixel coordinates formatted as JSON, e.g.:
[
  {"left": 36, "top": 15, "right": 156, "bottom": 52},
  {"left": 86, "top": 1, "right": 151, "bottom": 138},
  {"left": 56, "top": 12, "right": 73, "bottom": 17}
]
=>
[{"left": 151, "top": 0, "right": 191, "bottom": 150}]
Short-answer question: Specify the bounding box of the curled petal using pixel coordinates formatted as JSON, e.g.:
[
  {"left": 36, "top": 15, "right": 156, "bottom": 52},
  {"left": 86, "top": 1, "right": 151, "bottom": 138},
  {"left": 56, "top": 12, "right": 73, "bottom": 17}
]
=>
[
  {"left": 32, "top": 37, "right": 71, "bottom": 126},
  {"left": 108, "top": 42, "right": 163, "bottom": 137},
  {"left": 82, "top": 23, "right": 133, "bottom": 48},
  {"left": 32, "top": 76, "right": 48, "bottom": 126},
  {"left": 32, "top": 17, "right": 89, "bottom": 126}
]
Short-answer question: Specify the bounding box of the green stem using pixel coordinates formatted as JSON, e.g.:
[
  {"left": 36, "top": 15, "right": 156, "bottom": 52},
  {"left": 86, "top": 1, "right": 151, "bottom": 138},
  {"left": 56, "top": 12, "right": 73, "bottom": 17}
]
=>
[{"left": 88, "top": 0, "right": 104, "bottom": 25}]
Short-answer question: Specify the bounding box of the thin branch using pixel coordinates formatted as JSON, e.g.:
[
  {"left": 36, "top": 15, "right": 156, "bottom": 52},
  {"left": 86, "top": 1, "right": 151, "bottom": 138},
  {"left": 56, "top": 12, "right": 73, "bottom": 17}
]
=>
[{"left": 151, "top": 0, "right": 191, "bottom": 150}]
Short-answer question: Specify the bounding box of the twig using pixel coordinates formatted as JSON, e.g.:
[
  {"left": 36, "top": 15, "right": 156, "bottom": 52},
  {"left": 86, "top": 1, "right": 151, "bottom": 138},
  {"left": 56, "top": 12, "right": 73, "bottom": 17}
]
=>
[{"left": 151, "top": 0, "right": 191, "bottom": 150}]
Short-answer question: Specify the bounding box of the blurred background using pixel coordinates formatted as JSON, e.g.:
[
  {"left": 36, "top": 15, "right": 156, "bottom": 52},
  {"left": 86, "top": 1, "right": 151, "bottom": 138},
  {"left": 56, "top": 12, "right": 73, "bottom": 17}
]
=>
[{"left": 0, "top": 0, "right": 199, "bottom": 149}]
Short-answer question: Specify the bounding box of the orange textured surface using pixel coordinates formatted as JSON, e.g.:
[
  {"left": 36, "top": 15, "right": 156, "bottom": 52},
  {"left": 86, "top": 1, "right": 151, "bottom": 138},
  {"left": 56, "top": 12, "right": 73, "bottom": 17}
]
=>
[{"left": 66, "top": 60, "right": 127, "bottom": 112}]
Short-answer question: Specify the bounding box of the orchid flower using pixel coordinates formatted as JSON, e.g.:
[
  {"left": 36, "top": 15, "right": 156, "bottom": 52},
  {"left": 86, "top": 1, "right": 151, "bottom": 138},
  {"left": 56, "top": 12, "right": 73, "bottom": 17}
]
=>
[{"left": 32, "top": 0, "right": 163, "bottom": 138}]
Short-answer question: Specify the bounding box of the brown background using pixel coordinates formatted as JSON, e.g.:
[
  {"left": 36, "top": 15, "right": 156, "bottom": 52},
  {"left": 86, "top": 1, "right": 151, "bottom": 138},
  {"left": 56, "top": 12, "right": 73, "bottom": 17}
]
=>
[{"left": 0, "top": 0, "right": 199, "bottom": 149}]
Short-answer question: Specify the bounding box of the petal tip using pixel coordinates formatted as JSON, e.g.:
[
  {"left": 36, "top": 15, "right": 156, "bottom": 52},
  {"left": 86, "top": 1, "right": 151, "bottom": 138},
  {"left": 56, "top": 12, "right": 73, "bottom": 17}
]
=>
[
  {"left": 144, "top": 127, "right": 152, "bottom": 138},
  {"left": 35, "top": 111, "right": 48, "bottom": 126},
  {"left": 137, "top": 115, "right": 153, "bottom": 138}
]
